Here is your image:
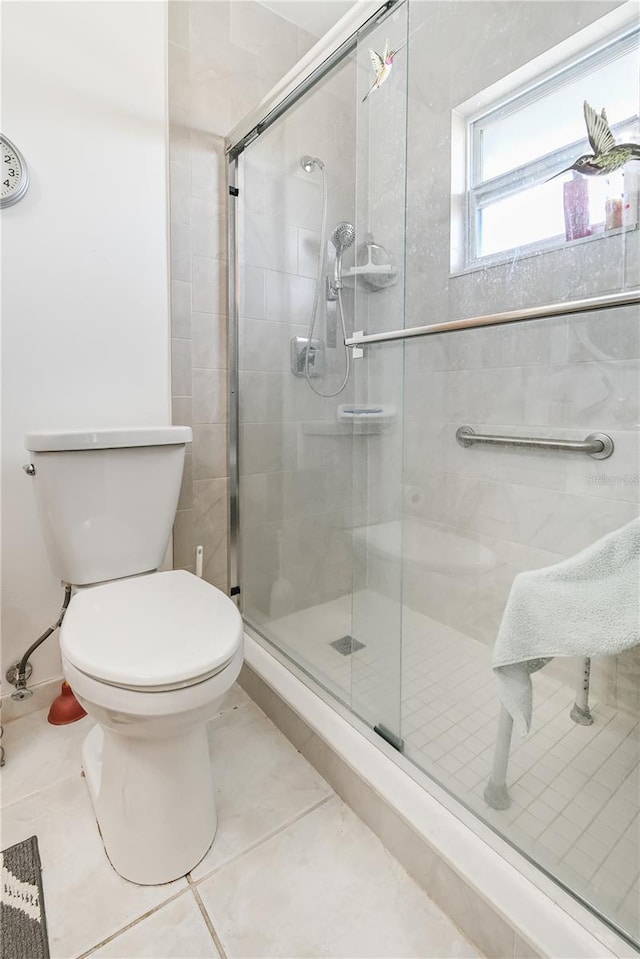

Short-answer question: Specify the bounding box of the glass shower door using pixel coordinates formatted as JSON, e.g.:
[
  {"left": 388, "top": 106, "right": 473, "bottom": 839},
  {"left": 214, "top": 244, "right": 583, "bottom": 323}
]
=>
[
  {"left": 233, "top": 0, "right": 639, "bottom": 942},
  {"left": 236, "top": 78, "right": 358, "bottom": 706},
  {"left": 348, "top": 4, "right": 410, "bottom": 745},
  {"left": 396, "top": 0, "right": 640, "bottom": 943},
  {"left": 235, "top": 3, "right": 409, "bottom": 746}
]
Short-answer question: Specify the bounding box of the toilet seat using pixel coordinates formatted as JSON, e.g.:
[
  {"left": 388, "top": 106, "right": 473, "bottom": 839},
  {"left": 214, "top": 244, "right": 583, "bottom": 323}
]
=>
[
  {"left": 60, "top": 570, "right": 242, "bottom": 691},
  {"left": 69, "top": 659, "right": 231, "bottom": 693}
]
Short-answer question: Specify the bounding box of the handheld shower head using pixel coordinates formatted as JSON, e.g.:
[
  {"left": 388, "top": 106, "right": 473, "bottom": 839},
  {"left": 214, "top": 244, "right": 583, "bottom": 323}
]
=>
[
  {"left": 301, "top": 155, "right": 324, "bottom": 173},
  {"left": 331, "top": 221, "right": 356, "bottom": 253},
  {"left": 330, "top": 221, "right": 355, "bottom": 291}
]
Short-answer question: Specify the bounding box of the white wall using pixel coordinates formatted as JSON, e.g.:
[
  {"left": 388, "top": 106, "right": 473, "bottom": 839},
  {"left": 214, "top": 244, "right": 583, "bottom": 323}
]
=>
[{"left": 1, "top": 2, "right": 170, "bottom": 695}]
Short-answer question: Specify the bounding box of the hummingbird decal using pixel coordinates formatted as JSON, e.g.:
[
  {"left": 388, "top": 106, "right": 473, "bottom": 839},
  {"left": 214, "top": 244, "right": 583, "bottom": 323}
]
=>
[
  {"left": 361, "top": 26, "right": 422, "bottom": 103},
  {"left": 550, "top": 100, "right": 640, "bottom": 178},
  {"left": 362, "top": 40, "right": 396, "bottom": 102}
]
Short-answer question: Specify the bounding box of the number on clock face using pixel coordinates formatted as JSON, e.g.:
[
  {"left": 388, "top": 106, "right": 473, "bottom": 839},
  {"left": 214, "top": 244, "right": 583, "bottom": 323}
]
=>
[
  {"left": 2, "top": 151, "right": 20, "bottom": 193},
  {"left": 1, "top": 136, "right": 29, "bottom": 207}
]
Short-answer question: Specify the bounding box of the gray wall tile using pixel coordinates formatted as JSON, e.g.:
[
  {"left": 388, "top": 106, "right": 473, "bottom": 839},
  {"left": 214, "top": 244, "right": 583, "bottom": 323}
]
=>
[
  {"left": 171, "top": 395, "right": 192, "bottom": 428},
  {"left": 192, "top": 424, "right": 227, "bottom": 480},
  {"left": 193, "top": 368, "right": 227, "bottom": 424},
  {"left": 171, "top": 337, "right": 192, "bottom": 396},
  {"left": 168, "top": 1, "right": 189, "bottom": 49},
  {"left": 170, "top": 278, "right": 191, "bottom": 337},
  {"left": 173, "top": 507, "right": 195, "bottom": 569},
  {"left": 192, "top": 313, "right": 227, "bottom": 370},
  {"left": 169, "top": 2, "right": 324, "bottom": 580}
]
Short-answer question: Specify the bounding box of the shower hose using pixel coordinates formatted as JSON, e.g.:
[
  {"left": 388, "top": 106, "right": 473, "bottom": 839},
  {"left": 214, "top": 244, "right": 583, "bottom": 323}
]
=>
[{"left": 304, "top": 165, "right": 351, "bottom": 397}]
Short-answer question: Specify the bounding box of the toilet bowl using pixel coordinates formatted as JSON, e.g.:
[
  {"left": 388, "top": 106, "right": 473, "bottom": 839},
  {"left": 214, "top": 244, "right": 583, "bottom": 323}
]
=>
[
  {"left": 60, "top": 569, "right": 243, "bottom": 885},
  {"left": 24, "top": 427, "right": 243, "bottom": 885}
]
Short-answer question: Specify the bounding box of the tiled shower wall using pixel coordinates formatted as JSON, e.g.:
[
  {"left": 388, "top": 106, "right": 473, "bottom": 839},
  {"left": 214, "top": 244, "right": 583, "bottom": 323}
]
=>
[
  {"left": 401, "top": 309, "right": 640, "bottom": 704},
  {"left": 397, "top": 0, "right": 640, "bottom": 710},
  {"left": 168, "top": 1, "right": 317, "bottom": 591},
  {"left": 239, "top": 57, "right": 360, "bottom": 621}
]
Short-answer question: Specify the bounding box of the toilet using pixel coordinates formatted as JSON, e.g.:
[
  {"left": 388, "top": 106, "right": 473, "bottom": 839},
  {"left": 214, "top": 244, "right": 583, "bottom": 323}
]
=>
[{"left": 24, "top": 427, "right": 243, "bottom": 885}]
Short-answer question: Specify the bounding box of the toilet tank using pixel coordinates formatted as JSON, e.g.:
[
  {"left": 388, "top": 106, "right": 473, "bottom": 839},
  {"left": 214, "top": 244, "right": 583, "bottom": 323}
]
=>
[{"left": 25, "top": 427, "right": 192, "bottom": 586}]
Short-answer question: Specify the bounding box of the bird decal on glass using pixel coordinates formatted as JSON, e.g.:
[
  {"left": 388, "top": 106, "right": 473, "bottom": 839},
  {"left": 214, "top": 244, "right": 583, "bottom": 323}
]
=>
[
  {"left": 361, "top": 27, "right": 422, "bottom": 103},
  {"left": 551, "top": 100, "right": 640, "bottom": 178},
  {"left": 362, "top": 41, "right": 396, "bottom": 102}
]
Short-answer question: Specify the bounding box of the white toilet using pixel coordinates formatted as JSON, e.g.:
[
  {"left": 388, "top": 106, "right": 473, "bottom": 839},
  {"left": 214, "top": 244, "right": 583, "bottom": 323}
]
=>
[{"left": 24, "top": 426, "right": 243, "bottom": 885}]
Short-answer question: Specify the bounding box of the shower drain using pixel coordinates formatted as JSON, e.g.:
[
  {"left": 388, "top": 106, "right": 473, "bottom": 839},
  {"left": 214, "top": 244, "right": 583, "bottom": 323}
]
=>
[{"left": 330, "top": 635, "right": 365, "bottom": 656}]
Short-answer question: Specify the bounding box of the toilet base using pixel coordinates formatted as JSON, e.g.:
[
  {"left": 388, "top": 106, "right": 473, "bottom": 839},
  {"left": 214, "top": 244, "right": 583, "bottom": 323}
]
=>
[{"left": 82, "top": 722, "right": 217, "bottom": 885}]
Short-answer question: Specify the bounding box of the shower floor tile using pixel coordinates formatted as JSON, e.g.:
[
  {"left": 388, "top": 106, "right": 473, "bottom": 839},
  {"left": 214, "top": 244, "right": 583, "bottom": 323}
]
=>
[{"left": 268, "top": 591, "right": 640, "bottom": 943}]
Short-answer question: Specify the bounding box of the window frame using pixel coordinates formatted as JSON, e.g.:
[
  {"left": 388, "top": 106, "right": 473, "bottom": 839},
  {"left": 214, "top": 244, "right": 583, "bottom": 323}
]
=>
[{"left": 463, "top": 25, "right": 640, "bottom": 270}]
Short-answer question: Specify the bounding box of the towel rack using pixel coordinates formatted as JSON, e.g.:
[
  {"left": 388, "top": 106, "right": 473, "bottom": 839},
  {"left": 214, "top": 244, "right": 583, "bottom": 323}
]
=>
[
  {"left": 344, "top": 290, "right": 640, "bottom": 347},
  {"left": 456, "top": 427, "right": 614, "bottom": 459}
]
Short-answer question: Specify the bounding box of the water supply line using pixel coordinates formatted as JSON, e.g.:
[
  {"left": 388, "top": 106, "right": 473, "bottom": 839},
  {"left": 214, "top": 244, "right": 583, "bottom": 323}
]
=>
[{"left": 6, "top": 584, "right": 72, "bottom": 701}]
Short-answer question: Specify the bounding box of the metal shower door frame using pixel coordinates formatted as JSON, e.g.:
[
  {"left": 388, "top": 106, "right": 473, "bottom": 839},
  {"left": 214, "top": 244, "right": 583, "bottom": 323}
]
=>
[{"left": 226, "top": 0, "right": 404, "bottom": 602}]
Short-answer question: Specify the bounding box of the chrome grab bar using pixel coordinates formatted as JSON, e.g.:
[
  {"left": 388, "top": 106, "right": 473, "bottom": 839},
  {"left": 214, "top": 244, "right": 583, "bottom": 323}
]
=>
[
  {"left": 344, "top": 289, "right": 640, "bottom": 347},
  {"left": 456, "top": 427, "right": 614, "bottom": 459}
]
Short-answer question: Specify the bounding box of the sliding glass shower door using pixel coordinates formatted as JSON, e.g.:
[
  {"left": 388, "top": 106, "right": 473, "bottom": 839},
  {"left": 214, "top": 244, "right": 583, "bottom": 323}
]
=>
[
  {"left": 233, "top": 0, "right": 639, "bottom": 944},
  {"left": 235, "top": 0, "right": 409, "bottom": 747}
]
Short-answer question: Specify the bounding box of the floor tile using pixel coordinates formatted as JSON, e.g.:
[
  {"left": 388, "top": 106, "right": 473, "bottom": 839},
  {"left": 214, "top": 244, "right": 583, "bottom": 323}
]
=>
[
  {"left": 85, "top": 891, "right": 220, "bottom": 959},
  {"left": 190, "top": 700, "right": 332, "bottom": 880},
  {"left": 0, "top": 684, "right": 249, "bottom": 808},
  {"left": 197, "top": 796, "right": 479, "bottom": 958},
  {"left": 1, "top": 708, "right": 94, "bottom": 807},
  {"left": 212, "top": 683, "right": 252, "bottom": 717},
  {"left": 1, "top": 776, "right": 188, "bottom": 959}
]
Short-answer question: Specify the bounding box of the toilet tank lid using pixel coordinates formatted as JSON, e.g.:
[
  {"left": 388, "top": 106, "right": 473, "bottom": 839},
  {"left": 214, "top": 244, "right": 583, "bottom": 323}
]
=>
[{"left": 25, "top": 426, "right": 192, "bottom": 452}]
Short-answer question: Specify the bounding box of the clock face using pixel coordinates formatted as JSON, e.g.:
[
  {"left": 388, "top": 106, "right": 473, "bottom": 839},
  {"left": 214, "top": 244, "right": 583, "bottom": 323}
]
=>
[{"left": 1, "top": 136, "right": 29, "bottom": 208}]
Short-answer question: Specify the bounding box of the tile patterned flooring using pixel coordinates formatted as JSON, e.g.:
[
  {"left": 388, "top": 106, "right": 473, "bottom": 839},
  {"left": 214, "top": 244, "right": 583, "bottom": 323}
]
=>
[
  {"left": 0, "top": 684, "right": 479, "bottom": 959},
  {"left": 263, "top": 592, "right": 640, "bottom": 944}
]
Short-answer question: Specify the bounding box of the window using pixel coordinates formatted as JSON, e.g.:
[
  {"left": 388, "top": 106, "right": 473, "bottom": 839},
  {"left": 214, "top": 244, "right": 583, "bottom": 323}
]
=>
[{"left": 457, "top": 24, "right": 640, "bottom": 269}]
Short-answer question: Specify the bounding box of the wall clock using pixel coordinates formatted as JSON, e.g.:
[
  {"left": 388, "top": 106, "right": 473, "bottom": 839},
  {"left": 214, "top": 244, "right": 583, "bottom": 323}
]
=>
[{"left": 1, "top": 135, "right": 29, "bottom": 208}]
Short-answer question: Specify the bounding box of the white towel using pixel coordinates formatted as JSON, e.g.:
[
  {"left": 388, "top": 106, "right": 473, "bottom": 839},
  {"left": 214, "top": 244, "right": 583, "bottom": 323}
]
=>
[{"left": 493, "top": 518, "right": 640, "bottom": 733}]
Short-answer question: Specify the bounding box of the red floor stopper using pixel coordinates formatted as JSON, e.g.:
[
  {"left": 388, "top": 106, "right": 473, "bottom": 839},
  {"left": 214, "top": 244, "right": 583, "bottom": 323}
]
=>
[{"left": 47, "top": 680, "right": 87, "bottom": 725}]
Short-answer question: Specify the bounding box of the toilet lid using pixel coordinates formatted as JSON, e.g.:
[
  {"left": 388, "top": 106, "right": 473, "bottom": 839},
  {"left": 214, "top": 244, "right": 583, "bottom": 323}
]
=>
[{"left": 60, "top": 570, "right": 243, "bottom": 689}]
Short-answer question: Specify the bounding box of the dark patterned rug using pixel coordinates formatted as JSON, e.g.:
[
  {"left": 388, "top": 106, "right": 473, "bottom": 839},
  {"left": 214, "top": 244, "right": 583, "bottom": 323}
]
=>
[{"left": 1, "top": 836, "right": 50, "bottom": 959}]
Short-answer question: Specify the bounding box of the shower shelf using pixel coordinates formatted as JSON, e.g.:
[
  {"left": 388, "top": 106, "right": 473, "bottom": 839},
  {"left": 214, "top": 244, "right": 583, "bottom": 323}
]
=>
[
  {"left": 302, "top": 415, "right": 394, "bottom": 437},
  {"left": 337, "top": 404, "right": 396, "bottom": 425},
  {"left": 301, "top": 423, "right": 390, "bottom": 436},
  {"left": 342, "top": 264, "right": 398, "bottom": 293},
  {"left": 343, "top": 265, "right": 397, "bottom": 277}
]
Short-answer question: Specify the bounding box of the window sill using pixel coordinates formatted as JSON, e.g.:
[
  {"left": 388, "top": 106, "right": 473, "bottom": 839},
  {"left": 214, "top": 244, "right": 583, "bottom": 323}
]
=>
[{"left": 451, "top": 221, "right": 638, "bottom": 279}]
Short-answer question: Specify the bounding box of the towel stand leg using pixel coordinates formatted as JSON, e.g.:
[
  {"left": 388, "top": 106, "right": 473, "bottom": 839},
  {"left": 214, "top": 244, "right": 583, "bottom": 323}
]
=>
[
  {"left": 484, "top": 706, "right": 514, "bottom": 810},
  {"left": 570, "top": 656, "right": 594, "bottom": 726}
]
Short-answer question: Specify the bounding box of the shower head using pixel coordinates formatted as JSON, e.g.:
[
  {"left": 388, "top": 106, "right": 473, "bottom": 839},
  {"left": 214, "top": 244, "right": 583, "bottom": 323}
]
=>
[
  {"left": 331, "top": 221, "right": 356, "bottom": 253},
  {"left": 301, "top": 155, "right": 324, "bottom": 173},
  {"left": 330, "top": 222, "right": 356, "bottom": 292}
]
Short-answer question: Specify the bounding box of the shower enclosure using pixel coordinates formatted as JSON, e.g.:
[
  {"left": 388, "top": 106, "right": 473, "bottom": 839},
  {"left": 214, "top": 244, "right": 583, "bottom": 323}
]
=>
[{"left": 228, "top": 0, "right": 639, "bottom": 946}]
